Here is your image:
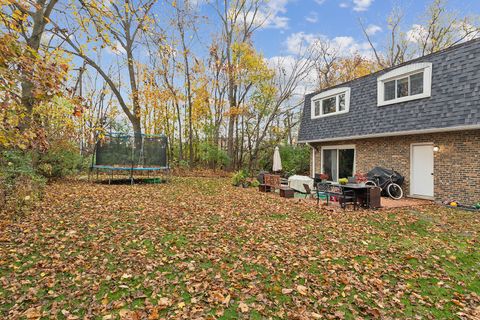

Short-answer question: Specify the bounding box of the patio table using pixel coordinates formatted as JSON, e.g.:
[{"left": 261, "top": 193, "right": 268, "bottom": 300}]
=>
[{"left": 332, "top": 183, "right": 379, "bottom": 209}]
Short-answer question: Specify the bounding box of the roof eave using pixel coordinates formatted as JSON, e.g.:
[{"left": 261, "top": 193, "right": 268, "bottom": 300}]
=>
[{"left": 297, "top": 124, "right": 480, "bottom": 144}]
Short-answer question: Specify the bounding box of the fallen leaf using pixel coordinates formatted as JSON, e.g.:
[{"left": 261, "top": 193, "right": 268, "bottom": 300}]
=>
[
  {"left": 158, "top": 297, "right": 171, "bottom": 307},
  {"left": 25, "top": 307, "right": 41, "bottom": 319},
  {"left": 296, "top": 285, "right": 308, "bottom": 295},
  {"left": 238, "top": 302, "right": 249, "bottom": 313}
]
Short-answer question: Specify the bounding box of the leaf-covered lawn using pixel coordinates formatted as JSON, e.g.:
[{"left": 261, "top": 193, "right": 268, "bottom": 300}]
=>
[{"left": 1, "top": 177, "right": 479, "bottom": 319}]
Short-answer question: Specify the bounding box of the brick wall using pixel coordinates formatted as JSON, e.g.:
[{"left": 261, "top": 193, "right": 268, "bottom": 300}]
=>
[{"left": 310, "top": 130, "right": 480, "bottom": 204}]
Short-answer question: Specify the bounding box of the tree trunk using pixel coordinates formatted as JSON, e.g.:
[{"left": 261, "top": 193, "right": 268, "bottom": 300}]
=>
[
  {"left": 175, "top": 102, "right": 183, "bottom": 161},
  {"left": 19, "top": 0, "right": 59, "bottom": 130},
  {"left": 226, "top": 68, "right": 237, "bottom": 169}
]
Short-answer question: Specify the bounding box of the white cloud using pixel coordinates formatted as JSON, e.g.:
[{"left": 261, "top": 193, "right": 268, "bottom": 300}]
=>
[
  {"left": 339, "top": 2, "right": 349, "bottom": 8},
  {"left": 284, "top": 32, "right": 373, "bottom": 57},
  {"left": 407, "top": 22, "right": 479, "bottom": 45},
  {"left": 285, "top": 32, "right": 319, "bottom": 54},
  {"left": 314, "top": 0, "right": 326, "bottom": 4},
  {"left": 245, "top": 0, "right": 290, "bottom": 29},
  {"left": 460, "top": 23, "right": 480, "bottom": 41},
  {"left": 406, "top": 24, "right": 428, "bottom": 43},
  {"left": 267, "top": 55, "right": 317, "bottom": 95},
  {"left": 353, "top": 0, "right": 373, "bottom": 12},
  {"left": 189, "top": 0, "right": 207, "bottom": 6},
  {"left": 107, "top": 41, "right": 126, "bottom": 55},
  {"left": 305, "top": 11, "right": 318, "bottom": 23},
  {"left": 365, "top": 24, "right": 382, "bottom": 36}
]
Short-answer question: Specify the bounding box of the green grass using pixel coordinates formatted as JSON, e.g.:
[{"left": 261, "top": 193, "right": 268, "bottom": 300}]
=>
[{"left": 0, "top": 177, "right": 478, "bottom": 319}]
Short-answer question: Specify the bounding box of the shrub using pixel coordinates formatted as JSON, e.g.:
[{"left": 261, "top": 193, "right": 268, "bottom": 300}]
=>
[
  {"left": 232, "top": 170, "right": 248, "bottom": 186},
  {"left": 0, "top": 151, "right": 46, "bottom": 216},
  {"left": 199, "top": 142, "right": 230, "bottom": 169},
  {"left": 36, "top": 140, "right": 83, "bottom": 178},
  {"left": 247, "top": 177, "right": 260, "bottom": 188},
  {"left": 259, "top": 144, "right": 310, "bottom": 176},
  {"left": 177, "top": 160, "right": 190, "bottom": 169}
]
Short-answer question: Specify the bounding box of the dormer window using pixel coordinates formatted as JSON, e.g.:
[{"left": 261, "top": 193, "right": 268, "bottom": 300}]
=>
[
  {"left": 311, "top": 87, "right": 350, "bottom": 119},
  {"left": 377, "top": 62, "right": 432, "bottom": 106}
]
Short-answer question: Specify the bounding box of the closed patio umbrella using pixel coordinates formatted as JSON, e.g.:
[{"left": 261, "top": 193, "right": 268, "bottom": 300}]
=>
[{"left": 272, "top": 146, "right": 282, "bottom": 172}]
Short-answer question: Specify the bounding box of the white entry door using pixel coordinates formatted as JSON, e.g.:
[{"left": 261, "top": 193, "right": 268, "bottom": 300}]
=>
[{"left": 411, "top": 144, "right": 434, "bottom": 198}]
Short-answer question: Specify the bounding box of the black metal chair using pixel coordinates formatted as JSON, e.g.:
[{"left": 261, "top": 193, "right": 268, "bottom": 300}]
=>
[
  {"left": 339, "top": 187, "right": 358, "bottom": 210},
  {"left": 316, "top": 182, "right": 331, "bottom": 205},
  {"left": 328, "top": 185, "right": 358, "bottom": 210}
]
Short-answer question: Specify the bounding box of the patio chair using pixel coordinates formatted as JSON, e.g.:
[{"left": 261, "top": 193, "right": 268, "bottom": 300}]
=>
[
  {"left": 316, "top": 182, "right": 331, "bottom": 205},
  {"left": 339, "top": 188, "right": 358, "bottom": 210},
  {"left": 328, "top": 185, "right": 358, "bottom": 210},
  {"left": 303, "top": 183, "right": 315, "bottom": 200}
]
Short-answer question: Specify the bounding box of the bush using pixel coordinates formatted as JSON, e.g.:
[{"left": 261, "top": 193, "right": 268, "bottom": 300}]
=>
[
  {"left": 36, "top": 140, "right": 83, "bottom": 178},
  {"left": 248, "top": 177, "right": 260, "bottom": 188},
  {"left": 259, "top": 144, "right": 310, "bottom": 176},
  {"left": 199, "top": 142, "right": 230, "bottom": 169},
  {"left": 232, "top": 170, "right": 248, "bottom": 186},
  {"left": 0, "top": 151, "right": 46, "bottom": 216}
]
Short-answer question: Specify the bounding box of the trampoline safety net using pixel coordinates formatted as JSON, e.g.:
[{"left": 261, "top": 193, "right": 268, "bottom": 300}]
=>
[{"left": 95, "top": 134, "right": 168, "bottom": 168}]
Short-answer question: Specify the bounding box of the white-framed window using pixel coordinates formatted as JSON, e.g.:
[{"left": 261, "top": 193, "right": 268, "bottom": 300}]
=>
[
  {"left": 311, "top": 87, "right": 351, "bottom": 119},
  {"left": 320, "top": 145, "right": 355, "bottom": 182},
  {"left": 377, "top": 62, "right": 432, "bottom": 106}
]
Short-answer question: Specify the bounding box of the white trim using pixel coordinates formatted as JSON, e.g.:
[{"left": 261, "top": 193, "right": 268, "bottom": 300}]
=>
[
  {"left": 309, "top": 144, "right": 316, "bottom": 178},
  {"left": 321, "top": 144, "right": 356, "bottom": 150},
  {"left": 409, "top": 142, "right": 435, "bottom": 200},
  {"left": 377, "top": 62, "right": 432, "bottom": 106},
  {"left": 320, "top": 144, "right": 356, "bottom": 182},
  {"left": 298, "top": 124, "right": 480, "bottom": 144},
  {"left": 311, "top": 87, "right": 351, "bottom": 119}
]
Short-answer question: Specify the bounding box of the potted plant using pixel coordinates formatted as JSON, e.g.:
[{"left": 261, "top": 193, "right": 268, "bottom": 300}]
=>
[
  {"left": 354, "top": 173, "right": 368, "bottom": 186},
  {"left": 319, "top": 173, "right": 329, "bottom": 181}
]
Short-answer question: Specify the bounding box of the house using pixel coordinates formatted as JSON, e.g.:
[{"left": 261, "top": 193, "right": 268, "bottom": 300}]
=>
[{"left": 298, "top": 38, "right": 480, "bottom": 204}]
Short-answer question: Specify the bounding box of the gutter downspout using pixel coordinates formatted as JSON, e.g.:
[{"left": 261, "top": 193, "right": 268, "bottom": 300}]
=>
[{"left": 306, "top": 143, "right": 316, "bottom": 178}]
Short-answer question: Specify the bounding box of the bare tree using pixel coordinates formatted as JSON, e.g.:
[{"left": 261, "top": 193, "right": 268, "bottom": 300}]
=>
[
  {"left": 361, "top": 6, "right": 410, "bottom": 68},
  {"left": 246, "top": 52, "right": 314, "bottom": 169},
  {"left": 212, "top": 0, "right": 266, "bottom": 169},
  {"left": 312, "top": 39, "right": 341, "bottom": 89},
  {"left": 361, "top": 0, "right": 480, "bottom": 68},
  {"left": 55, "top": 0, "right": 156, "bottom": 149},
  {"left": 414, "top": 0, "right": 480, "bottom": 56}
]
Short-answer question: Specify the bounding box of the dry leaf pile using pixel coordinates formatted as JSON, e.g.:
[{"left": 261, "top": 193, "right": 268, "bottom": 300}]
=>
[{"left": 0, "top": 177, "right": 478, "bottom": 319}]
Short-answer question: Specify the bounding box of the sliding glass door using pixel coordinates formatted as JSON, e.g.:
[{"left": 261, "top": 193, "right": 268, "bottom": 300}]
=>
[{"left": 322, "top": 146, "right": 355, "bottom": 181}]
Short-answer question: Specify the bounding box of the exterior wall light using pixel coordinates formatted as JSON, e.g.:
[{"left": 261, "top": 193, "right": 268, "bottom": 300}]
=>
[{"left": 433, "top": 145, "right": 440, "bottom": 152}]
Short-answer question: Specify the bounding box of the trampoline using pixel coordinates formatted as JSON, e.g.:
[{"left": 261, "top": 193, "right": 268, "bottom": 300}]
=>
[{"left": 90, "top": 133, "right": 170, "bottom": 184}]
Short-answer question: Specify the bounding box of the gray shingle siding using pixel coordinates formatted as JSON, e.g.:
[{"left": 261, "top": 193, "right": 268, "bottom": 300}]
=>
[{"left": 298, "top": 38, "right": 480, "bottom": 142}]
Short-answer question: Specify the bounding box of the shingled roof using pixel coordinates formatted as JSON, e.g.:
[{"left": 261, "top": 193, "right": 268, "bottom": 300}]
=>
[{"left": 298, "top": 38, "right": 480, "bottom": 143}]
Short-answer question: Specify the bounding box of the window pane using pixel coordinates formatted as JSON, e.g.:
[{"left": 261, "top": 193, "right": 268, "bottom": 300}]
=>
[
  {"left": 338, "top": 149, "right": 354, "bottom": 179},
  {"left": 322, "top": 149, "right": 337, "bottom": 181},
  {"left": 314, "top": 100, "right": 321, "bottom": 116},
  {"left": 384, "top": 80, "right": 396, "bottom": 101},
  {"left": 338, "top": 94, "right": 346, "bottom": 111},
  {"left": 322, "top": 96, "right": 336, "bottom": 115},
  {"left": 410, "top": 72, "right": 424, "bottom": 95},
  {"left": 397, "top": 77, "right": 409, "bottom": 98}
]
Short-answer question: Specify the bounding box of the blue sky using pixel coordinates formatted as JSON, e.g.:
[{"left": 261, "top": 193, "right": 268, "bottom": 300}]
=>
[
  {"left": 66, "top": 0, "right": 479, "bottom": 102},
  {"left": 215, "top": 0, "right": 480, "bottom": 58}
]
